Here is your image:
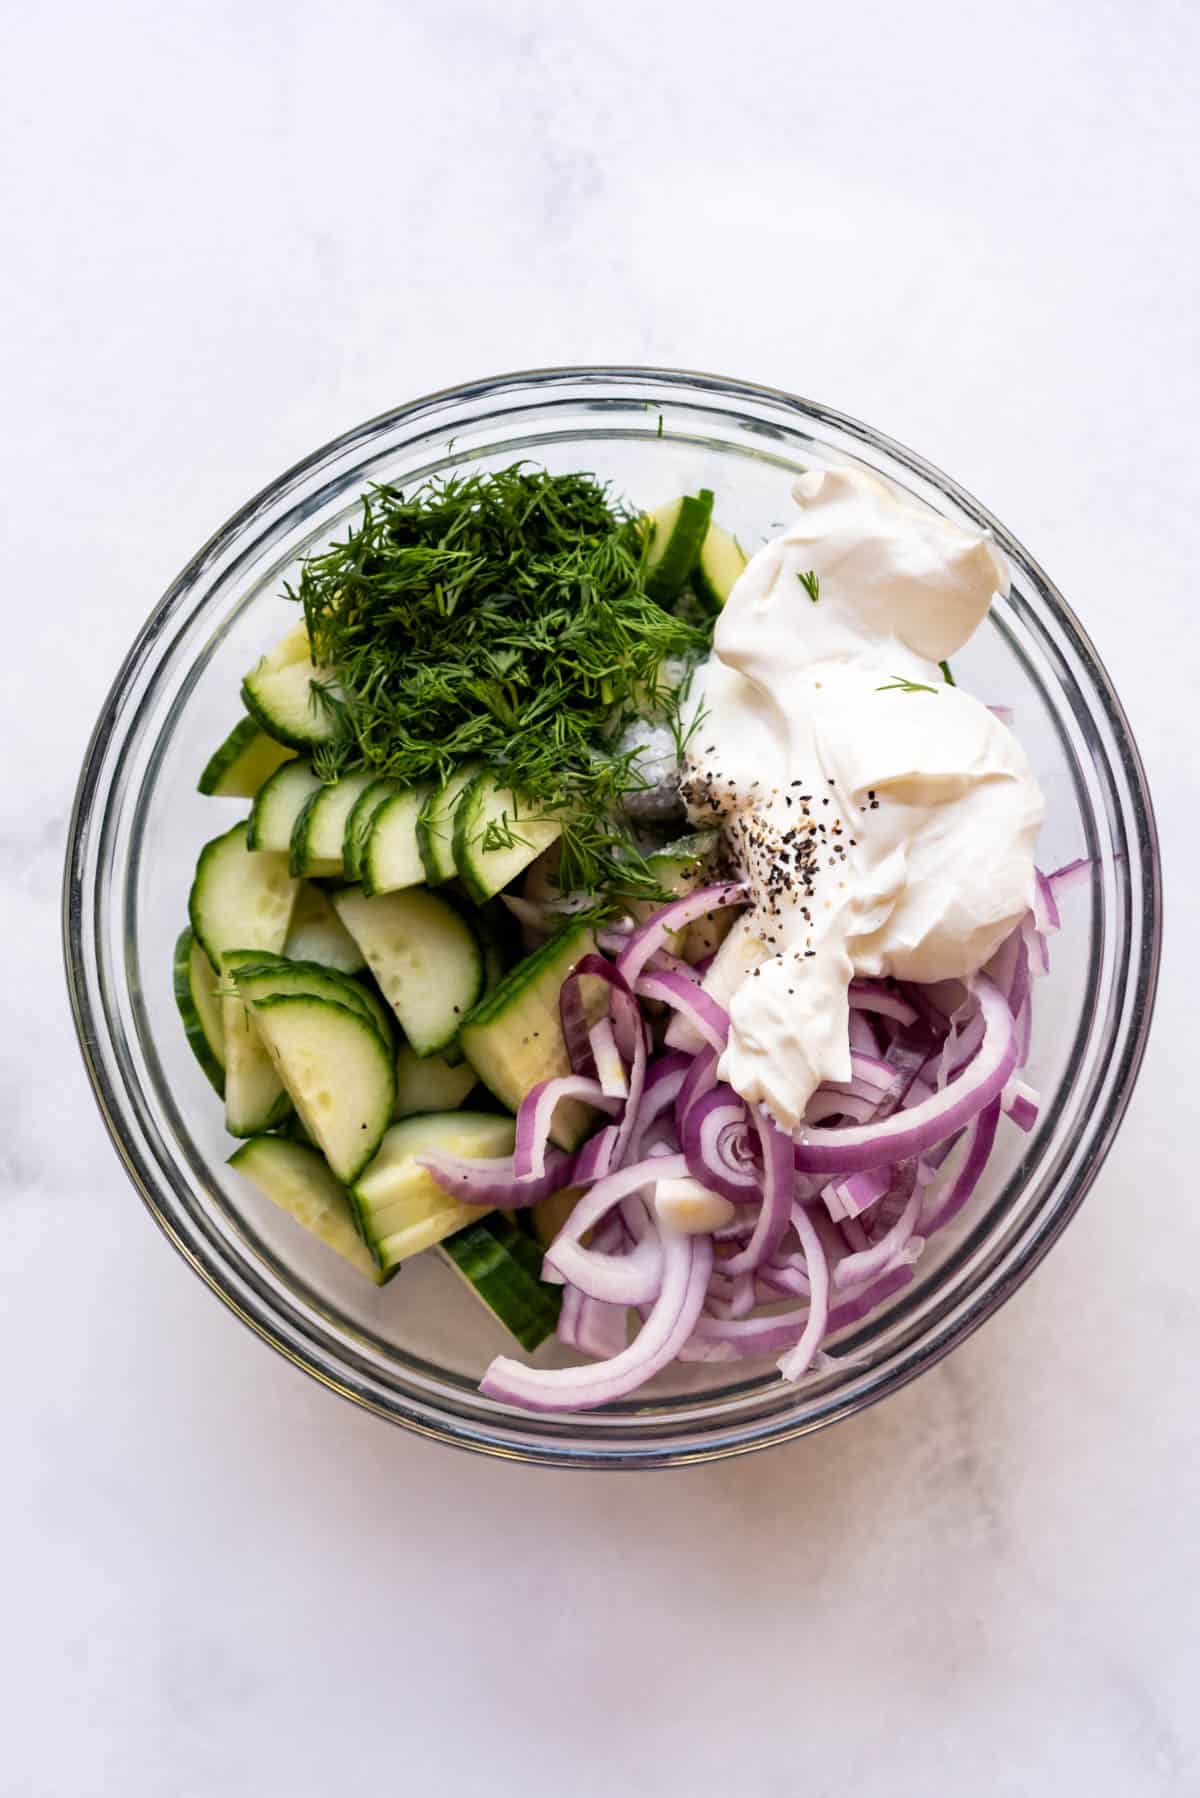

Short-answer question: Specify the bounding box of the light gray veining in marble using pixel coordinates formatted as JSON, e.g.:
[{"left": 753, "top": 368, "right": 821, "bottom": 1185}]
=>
[{"left": 3, "top": 2, "right": 1195, "bottom": 1793}]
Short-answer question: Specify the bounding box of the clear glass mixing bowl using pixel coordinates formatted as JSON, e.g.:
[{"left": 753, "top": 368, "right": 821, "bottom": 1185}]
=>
[{"left": 62, "top": 368, "right": 1161, "bottom": 1468}]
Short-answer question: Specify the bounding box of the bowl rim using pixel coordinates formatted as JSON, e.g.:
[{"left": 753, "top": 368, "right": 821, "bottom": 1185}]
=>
[{"left": 62, "top": 363, "right": 1163, "bottom": 1468}]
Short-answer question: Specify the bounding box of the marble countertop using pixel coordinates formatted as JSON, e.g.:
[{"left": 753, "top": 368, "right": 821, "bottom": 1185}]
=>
[{"left": 4, "top": 3, "right": 1194, "bottom": 1793}]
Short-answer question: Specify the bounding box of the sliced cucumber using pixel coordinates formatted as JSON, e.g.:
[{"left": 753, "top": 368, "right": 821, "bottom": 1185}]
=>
[
  {"left": 242, "top": 624, "right": 339, "bottom": 750},
  {"left": 197, "top": 717, "right": 295, "bottom": 798},
  {"left": 187, "top": 821, "right": 298, "bottom": 970},
  {"left": 693, "top": 519, "right": 748, "bottom": 610},
  {"left": 289, "top": 769, "right": 377, "bottom": 879},
  {"left": 343, "top": 778, "right": 400, "bottom": 883},
  {"left": 172, "top": 927, "right": 226, "bottom": 1095},
  {"left": 284, "top": 882, "right": 366, "bottom": 974},
  {"left": 682, "top": 900, "right": 741, "bottom": 965},
  {"left": 459, "top": 918, "right": 602, "bottom": 1150},
  {"left": 631, "top": 829, "right": 721, "bottom": 951},
  {"left": 528, "top": 1183, "right": 582, "bottom": 1250},
  {"left": 352, "top": 1111, "right": 516, "bottom": 1272},
  {"left": 232, "top": 955, "right": 391, "bottom": 1046},
  {"left": 393, "top": 1041, "right": 477, "bottom": 1118},
  {"left": 228, "top": 1136, "right": 384, "bottom": 1283},
  {"left": 362, "top": 785, "right": 433, "bottom": 896},
  {"left": 642, "top": 490, "right": 714, "bottom": 602},
  {"left": 247, "top": 761, "right": 322, "bottom": 855},
  {"left": 331, "top": 887, "right": 484, "bottom": 1058},
  {"left": 441, "top": 1216, "right": 561, "bottom": 1350},
  {"left": 248, "top": 994, "right": 395, "bottom": 1183},
  {"left": 417, "top": 765, "right": 480, "bottom": 885},
  {"left": 452, "top": 772, "right": 563, "bottom": 904},
  {"left": 222, "top": 956, "right": 292, "bottom": 1138},
  {"left": 254, "top": 620, "right": 312, "bottom": 670},
  {"left": 474, "top": 900, "right": 517, "bottom": 995}
]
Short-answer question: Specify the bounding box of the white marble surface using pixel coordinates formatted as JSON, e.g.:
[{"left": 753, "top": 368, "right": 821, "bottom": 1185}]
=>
[{"left": 3, "top": 2, "right": 1195, "bottom": 1793}]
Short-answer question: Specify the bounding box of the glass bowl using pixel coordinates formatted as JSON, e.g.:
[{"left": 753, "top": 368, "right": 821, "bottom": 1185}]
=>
[{"left": 63, "top": 367, "right": 1161, "bottom": 1469}]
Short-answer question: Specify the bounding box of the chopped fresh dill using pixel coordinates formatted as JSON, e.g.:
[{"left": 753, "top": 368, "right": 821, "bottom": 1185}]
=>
[
  {"left": 876, "top": 674, "right": 938, "bottom": 695},
  {"left": 939, "top": 658, "right": 955, "bottom": 685},
  {"left": 292, "top": 466, "right": 709, "bottom": 898},
  {"left": 796, "top": 569, "right": 820, "bottom": 603}
]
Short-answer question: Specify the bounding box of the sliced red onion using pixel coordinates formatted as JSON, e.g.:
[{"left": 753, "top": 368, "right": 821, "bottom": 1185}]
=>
[
  {"left": 848, "top": 1052, "right": 896, "bottom": 1092},
  {"left": 1002, "top": 1077, "right": 1039, "bottom": 1133},
  {"left": 682, "top": 1087, "right": 759, "bottom": 1205},
  {"left": 1013, "top": 991, "right": 1032, "bottom": 1069},
  {"left": 1022, "top": 914, "right": 1050, "bottom": 979},
  {"left": 803, "top": 1089, "right": 880, "bottom": 1126},
  {"left": 675, "top": 1045, "right": 720, "bottom": 1137},
  {"left": 587, "top": 1017, "right": 628, "bottom": 1099},
  {"left": 822, "top": 1166, "right": 892, "bottom": 1222},
  {"left": 569, "top": 1292, "right": 630, "bottom": 1359},
  {"left": 635, "top": 969, "right": 731, "bottom": 1054},
  {"left": 847, "top": 1008, "right": 880, "bottom": 1055},
  {"left": 718, "top": 1105, "right": 794, "bottom": 1276},
  {"left": 833, "top": 1181, "right": 922, "bottom": 1289},
  {"left": 776, "top": 1203, "right": 830, "bottom": 1382},
  {"left": 514, "top": 1075, "right": 620, "bottom": 1181},
  {"left": 1032, "top": 867, "right": 1061, "bottom": 935},
  {"left": 571, "top": 1123, "right": 620, "bottom": 1185},
  {"left": 1006, "top": 930, "right": 1031, "bottom": 1022},
  {"left": 419, "top": 1147, "right": 576, "bottom": 1209},
  {"left": 1047, "top": 855, "right": 1091, "bottom": 897},
  {"left": 703, "top": 1268, "right": 758, "bottom": 1319},
  {"left": 542, "top": 1153, "right": 687, "bottom": 1303},
  {"left": 615, "top": 882, "right": 747, "bottom": 993},
  {"left": 849, "top": 980, "right": 919, "bottom": 1027},
  {"left": 627, "top": 1051, "right": 690, "bottom": 1160},
  {"left": 645, "top": 948, "right": 703, "bottom": 984},
  {"left": 795, "top": 978, "right": 1015, "bottom": 1176},
  {"left": 918, "top": 1097, "right": 1002, "bottom": 1235},
  {"left": 559, "top": 962, "right": 598, "bottom": 1078},
  {"left": 481, "top": 1226, "right": 712, "bottom": 1412}
]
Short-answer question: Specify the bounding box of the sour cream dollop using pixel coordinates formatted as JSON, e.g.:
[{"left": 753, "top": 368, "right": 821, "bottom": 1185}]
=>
[{"left": 682, "top": 466, "right": 1045, "bottom": 1130}]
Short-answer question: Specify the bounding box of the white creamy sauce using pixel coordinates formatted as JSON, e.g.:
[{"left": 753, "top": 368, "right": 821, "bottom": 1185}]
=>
[{"left": 682, "top": 466, "right": 1045, "bottom": 1130}]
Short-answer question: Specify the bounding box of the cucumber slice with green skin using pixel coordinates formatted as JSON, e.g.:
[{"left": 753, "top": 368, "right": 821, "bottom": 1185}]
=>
[
  {"left": 393, "top": 1041, "right": 477, "bottom": 1118},
  {"left": 362, "top": 785, "right": 434, "bottom": 897},
  {"left": 247, "top": 993, "right": 395, "bottom": 1184},
  {"left": 459, "top": 919, "right": 602, "bottom": 1150},
  {"left": 228, "top": 1136, "right": 385, "bottom": 1283},
  {"left": 221, "top": 962, "right": 292, "bottom": 1138},
  {"left": 289, "top": 770, "right": 377, "bottom": 879},
  {"left": 342, "top": 778, "right": 401, "bottom": 883},
  {"left": 417, "top": 765, "right": 480, "bottom": 885},
  {"left": 693, "top": 519, "right": 748, "bottom": 610},
  {"left": 187, "top": 822, "right": 298, "bottom": 971},
  {"left": 441, "top": 1216, "right": 561, "bottom": 1350},
  {"left": 284, "top": 882, "right": 366, "bottom": 974},
  {"left": 631, "top": 829, "right": 721, "bottom": 951},
  {"left": 642, "top": 490, "right": 714, "bottom": 602},
  {"left": 232, "top": 956, "right": 391, "bottom": 1047},
  {"left": 352, "top": 1112, "right": 516, "bottom": 1271},
  {"left": 197, "top": 717, "right": 295, "bottom": 798},
  {"left": 242, "top": 634, "right": 339, "bottom": 750},
  {"left": 248, "top": 761, "right": 322, "bottom": 855},
  {"left": 330, "top": 887, "right": 484, "bottom": 1058},
  {"left": 452, "top": 772, "right": 563, "bottom": 904},
  {"left": 173, "top": 927, "right": 226, "bottom": 1094}
]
